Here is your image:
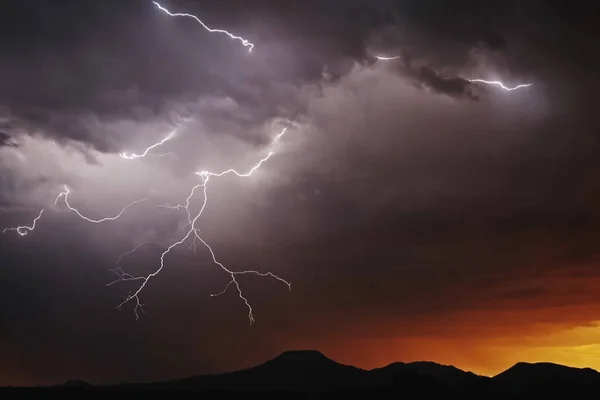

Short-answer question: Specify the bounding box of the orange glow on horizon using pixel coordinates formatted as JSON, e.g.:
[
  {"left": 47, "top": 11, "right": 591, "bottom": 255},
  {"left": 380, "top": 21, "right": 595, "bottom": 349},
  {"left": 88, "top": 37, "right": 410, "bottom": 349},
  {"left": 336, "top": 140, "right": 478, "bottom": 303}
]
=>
[{"left": 306, "top": 308, "right": 600, "bottom": 377}]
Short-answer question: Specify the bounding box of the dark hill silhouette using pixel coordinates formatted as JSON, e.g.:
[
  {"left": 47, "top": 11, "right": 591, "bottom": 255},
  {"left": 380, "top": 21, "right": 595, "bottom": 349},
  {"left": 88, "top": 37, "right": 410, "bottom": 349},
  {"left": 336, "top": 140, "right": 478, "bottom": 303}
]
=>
[
  {"left": 4, "top": 350, "right": 600, "bottom": 398},
  {"left": 135, "top": 350, "right": 372, "bottom": 391},
  {"left": 371, "top": 360, "right": 486, "bottom": 390},
  {"left": 490, "top": 361, "right": 600, "bottom": 395}
]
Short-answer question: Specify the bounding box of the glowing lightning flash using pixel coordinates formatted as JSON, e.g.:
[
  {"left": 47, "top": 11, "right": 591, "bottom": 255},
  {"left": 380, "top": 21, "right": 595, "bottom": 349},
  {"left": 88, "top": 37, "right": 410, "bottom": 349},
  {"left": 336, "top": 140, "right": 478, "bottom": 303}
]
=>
[
  {"left": 375, "top": 55, "right": 533, "bottom": 91},
  {"left": 152, "top": 1, "right": 255, "bottom": 52},
  {"left": 467, "top": 79, "right": 533, "bottom": 91},
  {"left": 110, "top": 127, "right": 291, "bottom": 323},
  {"left": 2, "top": 209, "right": 44, "bottom": 236},
  {"left": 375, "top": 55, "right": 402, "bottom": 61},
  {"left": 119, "top": 130, "right": 176, "bottom": 160}
]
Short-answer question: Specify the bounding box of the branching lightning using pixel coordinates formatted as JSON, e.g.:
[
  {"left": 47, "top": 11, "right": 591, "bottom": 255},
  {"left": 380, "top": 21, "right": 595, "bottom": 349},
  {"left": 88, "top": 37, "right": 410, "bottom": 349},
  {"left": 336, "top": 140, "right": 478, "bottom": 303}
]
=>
[
  {"left": 152, "top": 1, "right": 254, "bottom": 52},
  {"left": 375, "top": 55, "right": 533, "bottom": 91},
  {"left": 2, "top": 209, "right": 44, "bottom": 236},
  {"left": 110, "top": 127, "right": 291, "bottom": 322},
  {"left": 3, "top": 126, "right": 290, "bottom": 323},
  {"left": 1, "top": 2, "right": 290, "bottom": 324}
]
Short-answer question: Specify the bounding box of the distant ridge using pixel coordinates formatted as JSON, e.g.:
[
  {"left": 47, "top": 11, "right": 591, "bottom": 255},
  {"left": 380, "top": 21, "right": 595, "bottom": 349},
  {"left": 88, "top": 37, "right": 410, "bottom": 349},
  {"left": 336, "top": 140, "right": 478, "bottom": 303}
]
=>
[
  {"left": 490, "top": 362, "right": 600, "bottom": 395},
  {"left": 371, "top": 360, "right": 485, "bottom": 390},
  {"left": 5, "top": 351, "right": 600, "bottom": 398},
  {"left": 137, "top": 350, "right": 369, "bottom": 391}
]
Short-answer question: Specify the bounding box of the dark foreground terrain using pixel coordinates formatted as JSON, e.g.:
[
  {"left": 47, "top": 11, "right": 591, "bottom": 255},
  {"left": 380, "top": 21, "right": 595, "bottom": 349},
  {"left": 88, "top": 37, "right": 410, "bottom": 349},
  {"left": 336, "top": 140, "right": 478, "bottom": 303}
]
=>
[{"left": 3, "top": 350, "right": 600, "bottom": 398}]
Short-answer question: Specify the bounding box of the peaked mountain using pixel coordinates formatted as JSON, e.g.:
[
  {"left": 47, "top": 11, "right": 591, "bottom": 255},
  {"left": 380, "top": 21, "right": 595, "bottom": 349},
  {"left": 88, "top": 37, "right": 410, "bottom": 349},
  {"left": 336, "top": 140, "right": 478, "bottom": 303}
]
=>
[{"left": 135, "top": 350, "right": 370, "bottom": 391}]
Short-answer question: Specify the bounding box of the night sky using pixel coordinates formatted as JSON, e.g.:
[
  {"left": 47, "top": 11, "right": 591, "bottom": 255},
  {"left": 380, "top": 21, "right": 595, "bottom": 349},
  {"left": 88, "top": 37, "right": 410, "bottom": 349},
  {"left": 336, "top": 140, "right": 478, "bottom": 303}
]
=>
[{"left": 1, "top": 0, "right": 599, "bottom": 386}]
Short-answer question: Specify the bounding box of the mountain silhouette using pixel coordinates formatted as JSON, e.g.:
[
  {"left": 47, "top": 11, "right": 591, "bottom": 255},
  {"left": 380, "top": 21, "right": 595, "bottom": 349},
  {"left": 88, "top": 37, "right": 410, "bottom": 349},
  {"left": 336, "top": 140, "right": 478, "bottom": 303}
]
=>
[
  {"left": 371, "top": 360, "right": 487, "bottom": 391},
  {"left": 489, "top": 361, "right": 600, "bottom": 395},
  {"left": 3, "top": 350, "right": 600, "bottom": 398},
  {"left": 136, "top": 350, "right": 371, "bottom": 391}
]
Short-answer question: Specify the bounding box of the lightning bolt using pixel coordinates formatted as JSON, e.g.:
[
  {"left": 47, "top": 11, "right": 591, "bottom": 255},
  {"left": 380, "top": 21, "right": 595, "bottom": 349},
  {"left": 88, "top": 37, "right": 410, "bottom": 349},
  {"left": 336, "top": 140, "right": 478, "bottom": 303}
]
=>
[
  {"left": 375, "top": 55, "right": 402, "bottom": 61},
  {"left": 111, "top": 127, "right": 291, "bottom": 322},
  {"left": 119, "top": 130, "right": 176, "bottom": 160},
  {"left": 467, "top": 79, "right": 533, "bottom": 91},
  {"left": 2, "top": 209, "right": 44, "bottom": 236},
  {"left": 54, "top": 186, "right": 150, "bottom": 224},
  {"left": 375, "top": 55, "right": 533, "bottom": 91},
  {"left": 152, "top": 1, "right": 254, "bottom": 53}
]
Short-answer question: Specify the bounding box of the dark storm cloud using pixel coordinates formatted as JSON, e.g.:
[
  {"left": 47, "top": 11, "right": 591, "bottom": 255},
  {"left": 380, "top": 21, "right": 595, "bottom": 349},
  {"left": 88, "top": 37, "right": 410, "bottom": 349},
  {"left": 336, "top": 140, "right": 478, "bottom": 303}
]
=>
[
  {"left": 0, "top": 0, "right": 516, "bottom": 153},
  {"left": 232, "top": 0, "right": 600, "bottom": 342},
  {"left": 0, "top": 0, "right": 291, "bottom": 152},
  {"left": 374, "top": 52, "right": 479, "bottom": 99},
  {"left": 413, "top": 66, "right": 478, "bottom": 99},
  {"left": 0, "top": 132, "right": 18, "bottom": 148}
]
